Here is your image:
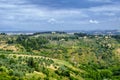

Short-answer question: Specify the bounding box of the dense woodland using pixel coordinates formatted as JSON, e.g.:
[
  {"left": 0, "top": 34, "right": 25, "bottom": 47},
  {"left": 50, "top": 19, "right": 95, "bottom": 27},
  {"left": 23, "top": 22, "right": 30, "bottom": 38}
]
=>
[{"left": 0, "top": 32, "right": 120, "bottom": 80}]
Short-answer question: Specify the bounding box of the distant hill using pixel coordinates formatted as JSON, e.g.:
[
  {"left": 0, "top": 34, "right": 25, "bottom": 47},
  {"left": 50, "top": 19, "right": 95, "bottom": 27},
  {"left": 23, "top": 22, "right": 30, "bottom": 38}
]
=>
[{"left": 0, "top": 29, "right": 120, "bottom": 35}]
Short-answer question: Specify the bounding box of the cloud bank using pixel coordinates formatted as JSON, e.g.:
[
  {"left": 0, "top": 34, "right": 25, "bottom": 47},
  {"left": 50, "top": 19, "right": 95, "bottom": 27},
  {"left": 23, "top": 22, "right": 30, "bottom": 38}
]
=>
[{"left": 0, "top": 0, "right": 120, "bottom": 31}]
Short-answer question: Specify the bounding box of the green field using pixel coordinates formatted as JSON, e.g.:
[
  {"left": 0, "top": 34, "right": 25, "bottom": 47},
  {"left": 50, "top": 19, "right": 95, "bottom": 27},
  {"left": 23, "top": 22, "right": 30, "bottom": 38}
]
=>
[{"left": 0, "top": 33, "right": 120, "bottom": 80}]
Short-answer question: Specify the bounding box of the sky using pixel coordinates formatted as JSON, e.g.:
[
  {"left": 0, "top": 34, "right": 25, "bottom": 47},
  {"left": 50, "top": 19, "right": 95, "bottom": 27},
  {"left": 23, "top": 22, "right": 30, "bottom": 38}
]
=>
[{"left": 0, "top": 0, "right": 120, "bottom": 31}]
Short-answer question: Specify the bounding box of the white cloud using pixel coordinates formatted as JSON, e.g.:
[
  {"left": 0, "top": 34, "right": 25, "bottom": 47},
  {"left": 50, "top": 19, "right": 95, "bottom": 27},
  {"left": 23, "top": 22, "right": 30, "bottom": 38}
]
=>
[
  {"left": 88, "top": 0, "right": 112, "bottom": 3},
  {"left": 88, "top": 4, "right": 120, "bottom": 12},
  {"left": 89, "top": 20, "right": 99, "bottom": 24},
  {"left": 0, "top": 0, "right": 120, "bottom": 30},
  {"left": 103, "top": 12, "right": 116, "bottom": 16},
  {"left": 48, "top": 18, "right": 57, "bottom": 24},
  {"left": 0, "top": 0, "right": 89, "bottom": 24}
]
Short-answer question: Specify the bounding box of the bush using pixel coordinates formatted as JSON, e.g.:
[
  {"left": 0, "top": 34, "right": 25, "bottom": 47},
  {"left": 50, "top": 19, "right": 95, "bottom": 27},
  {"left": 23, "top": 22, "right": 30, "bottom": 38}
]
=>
[{"left": 100, "top": 69, "right": 112, "bottom": 79}]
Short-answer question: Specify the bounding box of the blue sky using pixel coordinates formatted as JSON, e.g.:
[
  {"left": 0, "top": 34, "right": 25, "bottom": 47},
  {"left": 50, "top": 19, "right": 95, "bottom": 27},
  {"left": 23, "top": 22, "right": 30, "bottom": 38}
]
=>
[{"left": 0, "top": 0, "right": 120, "bottom": 31}]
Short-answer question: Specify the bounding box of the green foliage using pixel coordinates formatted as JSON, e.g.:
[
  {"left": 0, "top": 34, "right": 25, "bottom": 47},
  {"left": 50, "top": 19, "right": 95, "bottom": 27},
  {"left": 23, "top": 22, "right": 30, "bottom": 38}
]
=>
[
  {"left": 55, "top": 65, "right": 70, "bottom": 77},
  {"left": 74, "top": 32, "right": 88, "bottom": 37},
  {"left": 0, "top": 33, "right": 120, "bottom": 80},
  {"left": 0, "top": 33, "right": 7, "bottom": 35},
  {"left": 16, "top": 35, "right": 49, "bottom": 51},
  {"left": 0, "top": 73, "right": 11, "bottom": 80}
]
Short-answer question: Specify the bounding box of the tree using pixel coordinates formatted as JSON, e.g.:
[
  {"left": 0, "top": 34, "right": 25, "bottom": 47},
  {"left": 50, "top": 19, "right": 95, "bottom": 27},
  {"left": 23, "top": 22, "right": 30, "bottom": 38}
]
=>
[{"left": 27, "top": 57, "right": 35, "bottom": 68}]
